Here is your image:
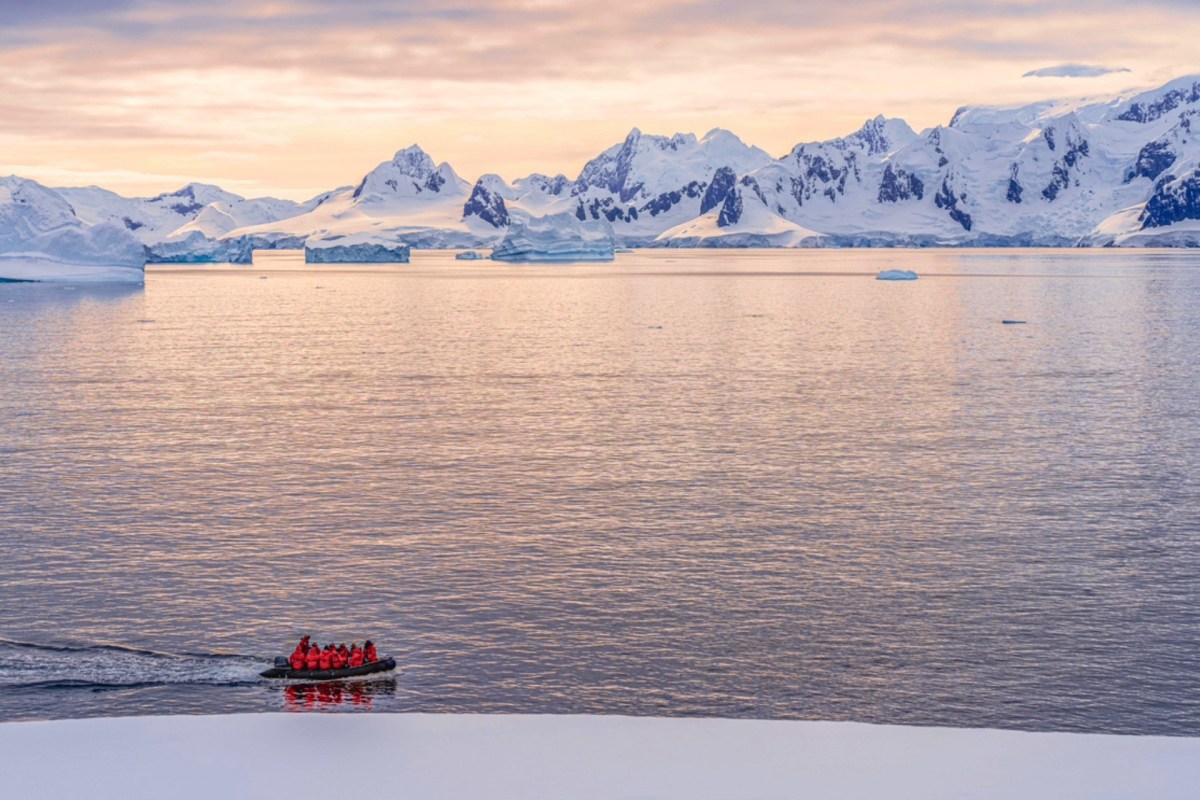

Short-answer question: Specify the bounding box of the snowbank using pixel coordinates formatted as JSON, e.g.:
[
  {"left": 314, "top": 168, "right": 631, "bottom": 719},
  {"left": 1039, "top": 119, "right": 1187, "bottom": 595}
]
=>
[
  {"left": 491, "top": 212, "right": 615, "bottom": 262},
  {"left": 2, "top": 713, "right": 1196, "bottom": 799}
]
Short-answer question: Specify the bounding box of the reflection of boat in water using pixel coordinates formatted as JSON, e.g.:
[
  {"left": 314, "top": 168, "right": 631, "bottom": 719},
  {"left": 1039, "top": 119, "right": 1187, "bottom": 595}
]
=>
[
  {"left": 282, "top": 678, "right": 397, "bottom": 712},
  {"left": 260, "top": 657, "right": 396, "bottom": 680}
]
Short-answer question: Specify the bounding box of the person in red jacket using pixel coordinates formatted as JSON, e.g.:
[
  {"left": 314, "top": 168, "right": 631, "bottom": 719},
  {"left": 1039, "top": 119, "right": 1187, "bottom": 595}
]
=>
[
  {"left": 338, "top": 643, "right": 349, "bottom": 661},
  {"left": 289, "top": 636, "right": 310, "bottom": 670},
  {"left": 305, "top": 643, "right": 322, "bottom": 671},
  {"left": 363, "top": 640, "right": 377, "bottom": 663},
  {"left": 330, "top": 647, "right": 346, "bottom": 670},
  {"left": 348, "top": 645, "right": 364, "bottom": 668},
  {"left": 318, "top": 645, "right": 333, "bottom": 671}
]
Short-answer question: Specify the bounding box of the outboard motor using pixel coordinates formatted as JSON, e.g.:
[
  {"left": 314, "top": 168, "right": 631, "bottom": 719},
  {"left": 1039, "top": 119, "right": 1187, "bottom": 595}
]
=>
[{"left": 274, "top": 656, "right": 290, "bottom": 669}]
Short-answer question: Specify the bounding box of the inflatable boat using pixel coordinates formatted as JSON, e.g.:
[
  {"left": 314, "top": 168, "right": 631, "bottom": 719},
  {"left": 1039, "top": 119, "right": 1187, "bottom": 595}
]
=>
[{"left": 260, "top": 656, "right": 397, "bottom": 680}]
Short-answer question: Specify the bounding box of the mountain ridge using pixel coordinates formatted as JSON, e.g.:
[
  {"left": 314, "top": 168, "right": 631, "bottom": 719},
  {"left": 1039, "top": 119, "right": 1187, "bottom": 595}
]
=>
[{"left": 17, "top": 73, "right": 1200, "bottom": 258}]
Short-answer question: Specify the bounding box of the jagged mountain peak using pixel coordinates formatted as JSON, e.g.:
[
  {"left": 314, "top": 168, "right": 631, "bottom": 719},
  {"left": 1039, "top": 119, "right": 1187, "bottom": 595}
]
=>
[
  {"left": 352, "top": 145, "right": 468, "bottom": 202},
  {"left": 846, "top": 116, "right": 918, "bottom": 155},
  {"left": 151, "top": 182, "right": 240, "bottom": 206},
  {"left": 388, "top": 144, "right": 437, "bottom": 172},
  {"left": 1114, "top": 75, "right": 1200, "bottom": 124},
  {"left": 475, "top": 173, "right": 512, "bottom": 192}
]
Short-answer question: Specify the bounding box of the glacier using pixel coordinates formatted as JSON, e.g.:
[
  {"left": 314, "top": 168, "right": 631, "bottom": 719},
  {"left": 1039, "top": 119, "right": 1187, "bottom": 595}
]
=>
[
  {"left": 0, "top": 176, "right": 146, "bottom": 282},
  {"left": 490, "top": 213, "right": 615, "bottom": 262}
]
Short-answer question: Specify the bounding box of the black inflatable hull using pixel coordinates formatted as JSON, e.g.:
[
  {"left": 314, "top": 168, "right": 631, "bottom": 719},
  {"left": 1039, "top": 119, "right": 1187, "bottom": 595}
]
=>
[{"left": 260, "top": 657, "right": 397, "bottom": 680}]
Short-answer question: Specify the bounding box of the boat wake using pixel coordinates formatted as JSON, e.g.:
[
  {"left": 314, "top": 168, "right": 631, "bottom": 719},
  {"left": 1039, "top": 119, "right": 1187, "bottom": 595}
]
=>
[{"left": 0, "top": 637, "right": 264, "bottom": 691}]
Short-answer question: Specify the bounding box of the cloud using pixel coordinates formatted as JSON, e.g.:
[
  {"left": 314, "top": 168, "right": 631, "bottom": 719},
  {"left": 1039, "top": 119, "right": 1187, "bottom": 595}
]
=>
[
  {"left": 1023, "top": 63, "right": 1132, "bottom": 78},
  {"left": 1, "top": 1, "right": 1199, "bottom": 197}
]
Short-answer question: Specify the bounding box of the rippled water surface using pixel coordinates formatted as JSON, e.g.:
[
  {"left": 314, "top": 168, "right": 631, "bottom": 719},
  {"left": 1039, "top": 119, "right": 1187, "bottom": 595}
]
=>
[{"left": 2, "top": 249, "right": 1199, "bottom": 731}]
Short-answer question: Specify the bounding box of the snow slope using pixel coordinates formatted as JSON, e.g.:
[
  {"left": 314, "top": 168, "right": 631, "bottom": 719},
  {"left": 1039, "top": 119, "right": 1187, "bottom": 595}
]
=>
[
  {"left": 0, "top": 176, "right": 145, "bottom": 282},
  {"left": 3, "top": 714, "right": 1198, "bottom": 800},
  {"left": 656, "top": 183, "right": 824, "bottom": 247}
]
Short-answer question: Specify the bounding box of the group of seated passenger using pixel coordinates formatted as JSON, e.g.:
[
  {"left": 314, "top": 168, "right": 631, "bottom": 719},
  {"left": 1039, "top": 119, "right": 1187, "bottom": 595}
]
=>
[{"left": 290, "top": 635, "right": 377, "bottom": 671}]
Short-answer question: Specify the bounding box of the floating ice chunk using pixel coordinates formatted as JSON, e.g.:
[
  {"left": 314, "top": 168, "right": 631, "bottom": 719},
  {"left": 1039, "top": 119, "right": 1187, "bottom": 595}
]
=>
[
  {"left": 304, "top": 232, "right": 410, "bottom": 263},
  {"left": 455, "top": 250, "right": 485, "bottom": 260},
  {"left": 876, "top": 269, "right": 918, "bottom": 281},
  {"left": 491, "top": 212, "right": 615, "bottom": 263}
]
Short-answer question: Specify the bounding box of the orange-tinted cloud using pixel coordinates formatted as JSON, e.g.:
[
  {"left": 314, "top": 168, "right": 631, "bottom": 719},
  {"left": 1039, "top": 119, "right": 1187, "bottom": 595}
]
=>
[{"left": 2, "top": 1, "right": 1198, "bottom": 198}]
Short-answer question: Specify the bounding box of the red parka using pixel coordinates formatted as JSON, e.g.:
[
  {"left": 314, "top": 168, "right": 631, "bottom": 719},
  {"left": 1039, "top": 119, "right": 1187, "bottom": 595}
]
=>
[
  {"left": 305, "top": 647, "right": 321, "bottom": 670},
  {"left": 364, "top": 643, "right": 378, "bottom": 663},
  {"left": 349, "top": 648, "right": 364, "bottom": 668},
  {"left": 318, "top": 648, "right": 333, "bottom": 670}
]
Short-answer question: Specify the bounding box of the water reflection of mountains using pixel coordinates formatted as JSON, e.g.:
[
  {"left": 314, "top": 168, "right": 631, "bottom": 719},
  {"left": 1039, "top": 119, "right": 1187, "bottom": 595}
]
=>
[{"left": 281, "top": 678, "right": 397, "bottom": 712}]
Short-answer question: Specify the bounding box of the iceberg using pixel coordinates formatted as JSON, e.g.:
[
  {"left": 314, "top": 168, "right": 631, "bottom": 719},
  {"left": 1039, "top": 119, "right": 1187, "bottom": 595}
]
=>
[
  {"left": 455, "top": 250, "right": 485, "bottom": 260},
  {"left": 0, "top": 176, "right": 145, "bottom": 282},
  {"left": 304, "top": 232, "right": 410, "bottom": 263},
  {"left": 876, "top": 269, "right": 919, "bottom": 280},
  {"left": 490, "top": 212, "right": 615, "bottom": 263}
]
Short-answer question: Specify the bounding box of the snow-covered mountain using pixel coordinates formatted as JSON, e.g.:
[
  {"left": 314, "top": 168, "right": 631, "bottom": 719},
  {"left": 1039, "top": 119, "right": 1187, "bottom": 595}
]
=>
[
  {"left": 231, "top": 73, "right": 1200, "bottom": 251},
  {"left": 55, "top": 183, "right": 314, "bottom": 248},
  {"left": 0, "top": 175, "right": 145, "bottom": 282},
  {"left": 461, "top": 127, "right": 774, "bottom": 244},
  {"left": 12, "top": 73, "right": 1200, "bottom": 260},
  {"left": 218, "top": 145, "right": 484, "bottom": 257}
]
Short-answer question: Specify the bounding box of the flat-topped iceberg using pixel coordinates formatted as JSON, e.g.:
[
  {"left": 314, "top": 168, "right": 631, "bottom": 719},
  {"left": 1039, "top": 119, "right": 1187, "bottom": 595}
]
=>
[
  {"left": 0, "top": 176, "right": 145, "bottom": 282},
  {"left": 490, "top": 212, "right": 615, "bottom": 263},
  {"left": 877, "top": 269, "right": 919, "bottom": 280},
  {"left": 304, "top": 232, "right": 411, "bottom": 263}
]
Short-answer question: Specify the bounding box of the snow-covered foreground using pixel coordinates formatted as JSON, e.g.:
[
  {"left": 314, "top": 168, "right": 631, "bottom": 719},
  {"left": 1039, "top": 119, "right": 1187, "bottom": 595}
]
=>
[{"left": 3, "top": 713, "right": 1197, "bottom": 799}]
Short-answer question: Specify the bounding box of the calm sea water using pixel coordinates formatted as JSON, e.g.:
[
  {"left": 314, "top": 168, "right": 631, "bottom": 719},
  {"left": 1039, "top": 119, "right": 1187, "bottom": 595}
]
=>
[{"left": 1, "top": 249, "right": 1198, "bottom": 731}]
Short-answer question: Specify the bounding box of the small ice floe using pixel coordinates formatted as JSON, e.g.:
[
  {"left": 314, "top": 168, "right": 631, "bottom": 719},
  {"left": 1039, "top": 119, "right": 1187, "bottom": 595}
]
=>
[
  {"left": 1002, "top": 320, "right": 1027, "bottom": 325},
  {"left": 876, "top": 269, "right": 918, "bottom": 281},
  {"left": 455, "top": 251, "right": 485, "bottom": 261}
]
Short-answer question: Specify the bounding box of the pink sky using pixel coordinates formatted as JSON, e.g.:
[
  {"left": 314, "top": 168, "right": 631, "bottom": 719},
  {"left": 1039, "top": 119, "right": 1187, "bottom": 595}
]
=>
[{"left": 2, "top": 1, "right": 1199, "bottom": 199}]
